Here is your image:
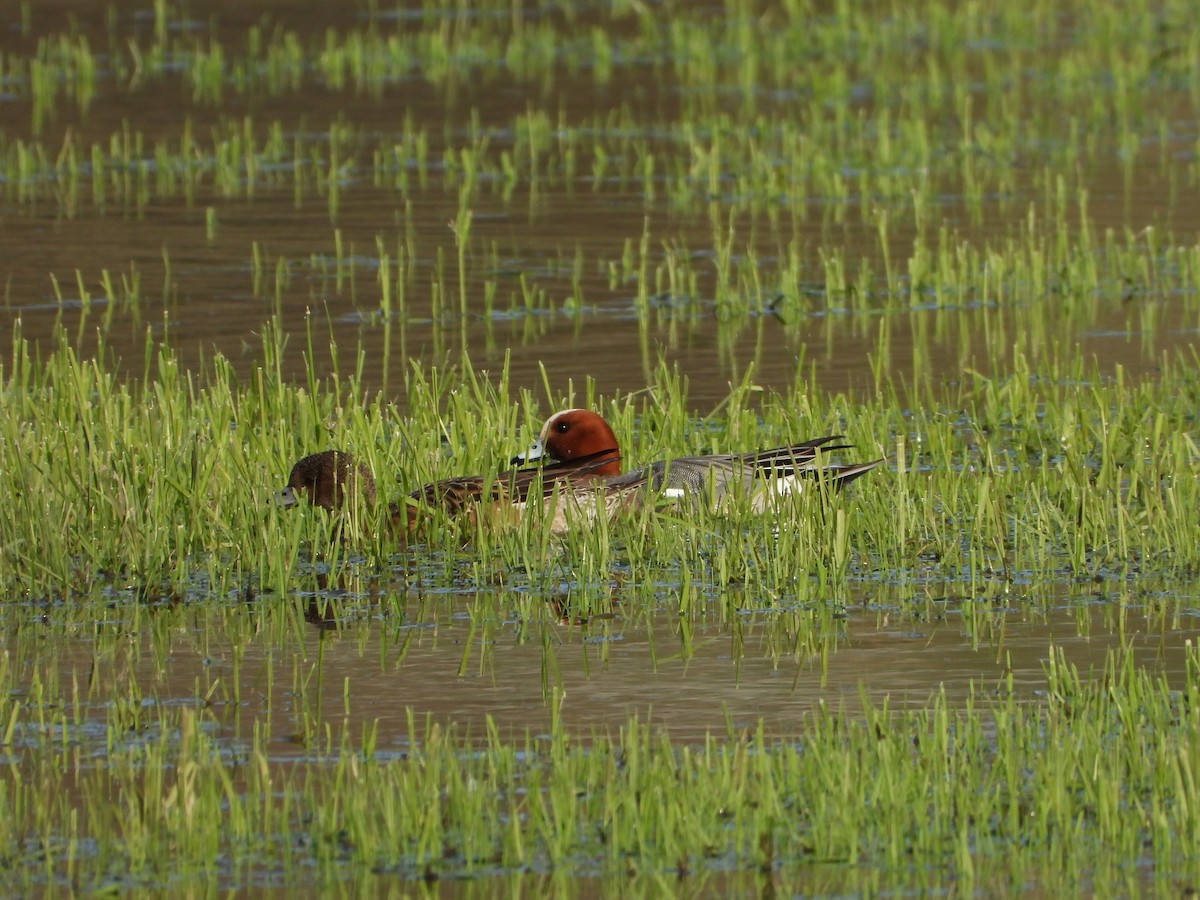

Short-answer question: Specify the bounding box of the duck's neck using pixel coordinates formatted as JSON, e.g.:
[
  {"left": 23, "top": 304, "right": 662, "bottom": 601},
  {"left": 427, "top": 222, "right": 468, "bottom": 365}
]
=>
[{"left": 589, "top": 448, "right": 622, "bottom": 477}]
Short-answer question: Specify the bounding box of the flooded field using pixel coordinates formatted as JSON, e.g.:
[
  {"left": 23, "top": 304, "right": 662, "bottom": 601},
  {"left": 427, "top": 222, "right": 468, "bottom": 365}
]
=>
[
  {"left": 5, "top": 1, "right": 1200, "bottom": 404},
  {"left": 22, "top": 592, "right": 1196, "bottom": 750},
  {"left": 3, "top": 0, "right": 1200, "bottom": 894}
]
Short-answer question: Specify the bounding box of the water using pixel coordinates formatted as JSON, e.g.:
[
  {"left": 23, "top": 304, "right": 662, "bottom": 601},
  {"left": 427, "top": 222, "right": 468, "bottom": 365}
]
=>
[{"left": 3, "top": 7, "right": 1197, "bottom": 408}]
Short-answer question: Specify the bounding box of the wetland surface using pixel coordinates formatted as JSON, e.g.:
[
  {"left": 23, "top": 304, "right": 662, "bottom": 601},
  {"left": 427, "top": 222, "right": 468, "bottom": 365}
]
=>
[{"left": 3, "top": 0, "right": 1200, "bottom": 894}]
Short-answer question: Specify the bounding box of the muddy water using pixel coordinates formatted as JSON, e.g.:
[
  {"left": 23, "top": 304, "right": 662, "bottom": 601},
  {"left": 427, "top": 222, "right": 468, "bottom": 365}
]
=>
[
  {"left": 4, "top": 10, "right": 1199, "bottom": 407},
  {"left": 32, "top": 595, "right": 1199, "bottom": 755},
  {"left": 7, "top": 171, "right": 1197, "bottom": 408},
  {"left": 269, "top": 600, "right": 1200, "bottom": 746}
]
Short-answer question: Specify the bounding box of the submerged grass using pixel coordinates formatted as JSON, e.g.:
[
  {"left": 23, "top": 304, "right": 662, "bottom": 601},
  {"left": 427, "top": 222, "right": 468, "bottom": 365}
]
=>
[
  {"left": 2, "top": 636, "right": 1199, "bottom": 894},
  {"left": 6, "top": 0, "right": 1200, "bottom": 334}
]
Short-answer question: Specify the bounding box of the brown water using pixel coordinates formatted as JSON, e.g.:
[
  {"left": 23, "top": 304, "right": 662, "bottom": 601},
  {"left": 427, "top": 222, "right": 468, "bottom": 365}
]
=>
[
  {"left": 254, "top": 598, "right": 1200, "bottom": 746},
  {"left": 3, "top": 0, "right": 1200, "bottom": 752},
  {"left": 8, "top": 171, "right": 1196, "bottom": 408},
  {"left": 4, "top": 6, "right": 1199, "bottom": 409},
  {"left": 19, "top": 582, "right": 1189, "bottom": 755}
]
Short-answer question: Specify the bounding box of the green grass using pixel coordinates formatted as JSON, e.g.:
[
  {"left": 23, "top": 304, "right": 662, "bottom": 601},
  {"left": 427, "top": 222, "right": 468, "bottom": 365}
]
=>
[
  {"left": 1, "top": 321, "right": 1198, "bottom": 891},
  {"left": 4, "top": 321, "right": 1200, "bottom": 601},
  {"left": 2, "top": 631, "right": 1198, "bottom": 894}
]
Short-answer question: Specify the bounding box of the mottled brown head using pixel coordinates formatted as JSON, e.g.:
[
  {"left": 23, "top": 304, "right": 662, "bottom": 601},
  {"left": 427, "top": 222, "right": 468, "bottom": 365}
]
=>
[{"left": 276, "top": 450, "right": 377, "bottom": 511}]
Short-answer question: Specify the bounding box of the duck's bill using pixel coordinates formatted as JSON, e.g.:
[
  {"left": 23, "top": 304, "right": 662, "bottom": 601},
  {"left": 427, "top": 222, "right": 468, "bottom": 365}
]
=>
[
  {"left": 510, "top": 440, "right": 545, "bottom": 466},
  {"left": 274, "top": 486, "right": 299, "bottom": 508}
]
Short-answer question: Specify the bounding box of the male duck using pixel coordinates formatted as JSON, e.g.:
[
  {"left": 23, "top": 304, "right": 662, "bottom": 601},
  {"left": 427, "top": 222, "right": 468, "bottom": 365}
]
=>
[{"left": 511, "top": 408, "right": 883, "bottom": 512}]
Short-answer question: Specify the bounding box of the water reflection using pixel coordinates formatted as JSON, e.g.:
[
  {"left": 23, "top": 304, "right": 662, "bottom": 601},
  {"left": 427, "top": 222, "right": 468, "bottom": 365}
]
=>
[
  {"left": 23, "top": 581, "right": 1197, "bottom": 760},
  {"left": 2, "top": 38, "right": 1197, "bottom": 408}
]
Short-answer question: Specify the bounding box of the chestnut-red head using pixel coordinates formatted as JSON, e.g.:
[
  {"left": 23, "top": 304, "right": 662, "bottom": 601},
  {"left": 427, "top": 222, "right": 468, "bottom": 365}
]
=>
[{"left": 511, "top": 409, "right": 622, "bottom": 477}]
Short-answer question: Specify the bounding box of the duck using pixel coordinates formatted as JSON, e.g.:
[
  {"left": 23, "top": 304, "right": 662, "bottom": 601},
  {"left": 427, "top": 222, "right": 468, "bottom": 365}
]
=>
[
  {"left": 511, "top": 408, "right": 884, "bottom": 511},
  {"left": 276, "top": 450, "right": 377, "bottom": 511},
  {"left": 276, "top": 446, "right": 644, "bottom": 535}
]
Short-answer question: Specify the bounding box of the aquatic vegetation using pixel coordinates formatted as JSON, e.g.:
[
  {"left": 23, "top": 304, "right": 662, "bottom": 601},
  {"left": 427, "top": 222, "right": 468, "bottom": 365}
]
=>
[
  {"left": 1, "top": 319, "right": 1198, "bottom": 889},
  {"left": 1, "top": 629, "right": 1198, "bottom": 895},
  {"left": 2, "top": 0, "right": 1200, "bottom": 893},
  {"left": 4, "top": 322, "right": 1200, "bottom": 598}
]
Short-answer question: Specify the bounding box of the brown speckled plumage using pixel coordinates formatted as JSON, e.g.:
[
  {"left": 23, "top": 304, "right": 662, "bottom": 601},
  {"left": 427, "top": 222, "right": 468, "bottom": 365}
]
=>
[
  {"left": 281, "top": 450, "right": 376, "bottom": 510},
  {"left": 277, "top": 448, "right": 641, "bottom": 536}
]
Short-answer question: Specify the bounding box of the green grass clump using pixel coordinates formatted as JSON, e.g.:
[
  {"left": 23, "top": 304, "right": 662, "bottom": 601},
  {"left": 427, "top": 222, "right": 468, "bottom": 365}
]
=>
[{"left": 4, "top": 321, "right": 1200, "bottom": 603}]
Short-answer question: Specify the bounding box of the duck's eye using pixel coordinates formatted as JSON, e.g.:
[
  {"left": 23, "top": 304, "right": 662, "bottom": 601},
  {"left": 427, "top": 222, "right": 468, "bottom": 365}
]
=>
[{"left": 556, "top": 421, "right": 570, "bottom": 432}]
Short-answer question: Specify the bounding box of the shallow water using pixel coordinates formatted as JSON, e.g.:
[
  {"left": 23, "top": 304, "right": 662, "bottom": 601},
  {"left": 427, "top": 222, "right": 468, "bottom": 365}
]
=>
[
  {"left": 3, "top": 0, "right": 1198, "bottom": 720},
  {"left": 3, "top": 7, "right": 1199, "bottom": 407},
  {"left": 3, "top": 0, "right": 1199, "bottom": 736},
  {"left": 15, "top": 581, "right": 1197, "bottom": 757},
  {"left": 6, "top": 163, "right": 1196, "bottom": 409}
]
